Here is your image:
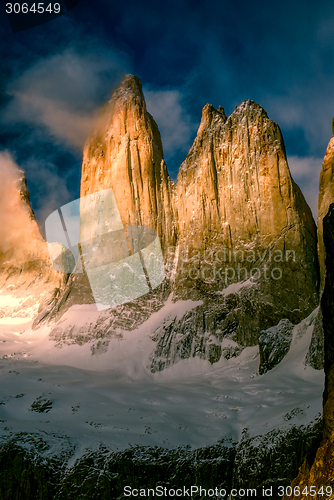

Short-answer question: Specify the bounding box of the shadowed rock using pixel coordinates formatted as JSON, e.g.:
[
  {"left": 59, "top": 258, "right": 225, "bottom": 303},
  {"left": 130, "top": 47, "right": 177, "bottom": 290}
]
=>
[
  {"left": 318, "top": 128, "right": 334, "bottom": 289},
  {"left": 258, "top": 319, "right": 294, "bottom": 374}
]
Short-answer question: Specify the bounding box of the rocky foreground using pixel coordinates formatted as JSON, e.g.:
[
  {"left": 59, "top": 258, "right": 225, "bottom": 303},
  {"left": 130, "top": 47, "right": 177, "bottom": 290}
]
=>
[{"left": 0, "top": 419, "right": 322, "bottom": 500}]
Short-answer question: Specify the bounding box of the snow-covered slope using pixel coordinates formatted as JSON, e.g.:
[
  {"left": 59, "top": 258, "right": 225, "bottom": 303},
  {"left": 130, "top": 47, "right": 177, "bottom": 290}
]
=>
[{"left": 0, "top": 301, "right": 324, "bottom": 454}]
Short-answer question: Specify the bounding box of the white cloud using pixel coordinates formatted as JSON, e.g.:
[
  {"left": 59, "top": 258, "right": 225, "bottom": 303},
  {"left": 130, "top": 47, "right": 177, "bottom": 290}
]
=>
[
  {"left": 287, "top": 155, "right": 322, "bottom": 219},
  {"left": 3, "top": 48, "right": 131, "bottom": 150},
  {"left": 21, "top": 157, "right": 72, "bottom": 232},
  {"left": 144, "top": 87, "right": 197, "bottom": 160},
  {"left": 0, "top": 152, "right": 40, "bottom": 252},
  {"left": 263, "top": 93, "right": 334, "bottom": 160},
  {"left": 0, "top": 44, "right": 131, "bottom": 230}
]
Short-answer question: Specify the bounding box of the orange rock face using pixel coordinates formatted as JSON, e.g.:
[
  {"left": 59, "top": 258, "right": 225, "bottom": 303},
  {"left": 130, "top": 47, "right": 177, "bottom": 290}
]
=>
[
  {"left": 176, "top": 102, "right": 314, "bottom": 251},
  {"left": 80, "top": 76, "right": 319, "bottom": 315},
  {"left": 285, "top": 438, "right": 334, "bottom": 500},
  {"left": 318, "top": 136, "right": 334, "bottom": 288},
  {"left": 80, "top": 75, "right": 176, "bottom": 252},
  {"left": 174, "top": 99, "right": 318, "bottom": 304}
]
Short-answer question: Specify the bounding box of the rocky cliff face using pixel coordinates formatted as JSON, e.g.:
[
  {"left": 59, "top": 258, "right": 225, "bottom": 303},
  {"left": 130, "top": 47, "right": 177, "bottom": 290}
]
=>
[
  {"left": 32, "top": 75, "right": 319, "bottom": 369},
  {"left": 166, "top": 98, "right": 319, "bottom": 352},
  {"left": 35, "top": 75, "right": 175, "bottom": 327},
  {"left": 280, "top": 203, "right": 334, "bottom": 500},
  {"left": 176, "top": 101, "right": 315, "bottom": 260},
  {"left": 81, "top": 75, "right": 176, "bottom": 250},
  {"left": 0, "top": 422, "right": 322, "bottom": 500},
  {"left": 318, "top": 128, "right": 334, "bottom": 288},
  {"left": 0, "top": 160, "right": 66, "bottom": 318},
  {"left": 279, "top": 127, "right": 334, "bottom": 500}
]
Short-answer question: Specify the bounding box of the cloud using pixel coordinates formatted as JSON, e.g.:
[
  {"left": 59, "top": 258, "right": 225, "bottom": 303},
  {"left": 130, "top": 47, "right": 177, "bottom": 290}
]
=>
[
  {"left": 287, "top": 155, "right": 322, "bottom": 219},
  {"left": 263, "top": 93, "right": 334, "bottom": 158},
  {"left": 144, "top": 87, "right": 198, "bottom": 174},
  {"left": 20, "top": 156, "right": 73, "bottom": 236},
  {"left": 0, "top": 150, "right": 75, "bottom": 249},
  {"left": 3, "top": 47, "right": 131, "bottom": 150},
  {"left": 0, "top": 40, "right": 132, "bottom": 230},
  {"left": 0, "top": 151, "right": 42, "bottom": 253}
]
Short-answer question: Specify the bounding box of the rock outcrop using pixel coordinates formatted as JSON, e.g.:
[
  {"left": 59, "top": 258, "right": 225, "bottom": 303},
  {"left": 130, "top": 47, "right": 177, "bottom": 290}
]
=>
[
  {"left": 305, "top": 310, "right": 324, "bottom": 370},
  {"left": 258, "top": 319, "right": 294, "bottom": 374},
  {"left": 36, "top": 75, "right": 175, "bottom": 325},
  {"left": 318, "top": 126, "right": 334, "bottom": 289},
  {"left": 281, "top": 133, "right": 334, "bottom": 499},
  {"left": 167, "top": 98, "right": 319, "bottom": 350},
  {"left": 0, "top": 159, "right": 66, "bottom": 317}
]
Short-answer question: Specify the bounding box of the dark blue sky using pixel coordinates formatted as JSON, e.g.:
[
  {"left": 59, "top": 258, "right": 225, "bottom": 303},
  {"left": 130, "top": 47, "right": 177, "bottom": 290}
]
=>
[{"left": 1, "top": 0, "right": 334, "bottom": 224}]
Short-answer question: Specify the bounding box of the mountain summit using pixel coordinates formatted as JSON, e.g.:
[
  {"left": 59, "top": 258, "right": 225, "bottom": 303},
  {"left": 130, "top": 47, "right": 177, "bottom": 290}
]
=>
[{"left": 81, "top": 74, "right": 176, "bottom": 251}]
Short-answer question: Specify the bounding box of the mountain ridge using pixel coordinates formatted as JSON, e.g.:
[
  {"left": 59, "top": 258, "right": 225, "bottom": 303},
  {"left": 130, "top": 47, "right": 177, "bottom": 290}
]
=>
[{"left": 16, "top": 74, "right": 317, "bottom": 371}]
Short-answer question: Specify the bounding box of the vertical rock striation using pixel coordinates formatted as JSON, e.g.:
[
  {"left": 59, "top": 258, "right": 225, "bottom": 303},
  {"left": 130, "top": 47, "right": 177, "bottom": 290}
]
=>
[
  {"left": 40, "top": 75, "right": 176, "bottom": 324},
  {"left": 318, "top": 126, "right": 334, "bottom": 289},
  {"left": 81, "top": 75, "right": 176, "bottom": 251},
  {"left": 174, "top": 100, "right": 318, "bottom": 302}
]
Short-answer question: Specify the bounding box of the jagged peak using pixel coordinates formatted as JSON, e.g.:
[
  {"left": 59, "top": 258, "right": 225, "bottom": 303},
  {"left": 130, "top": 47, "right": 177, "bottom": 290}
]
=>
[
  {"left": 197, "top": 103, "right": 227, "bottom": 136},
  {"left": 111, "top": 74, "right": 145, "bottom": 104},
  {"left": 17, "top": 171, "right": 35, "bottom": 220},
  {"left": 231, "top": 99, "right": 268, "bottom": 119},
  {"left": 197, "top": 99, "right": 269, "bottom": 138},
  {"left": 217, "top": 105, "right": 226, "bottom": 116},
  {"left": 88, "top": 75, "right": 148, "bottom": 140},
  {"left": 201, "top": 103, "right": 226, "bottom": 119}
]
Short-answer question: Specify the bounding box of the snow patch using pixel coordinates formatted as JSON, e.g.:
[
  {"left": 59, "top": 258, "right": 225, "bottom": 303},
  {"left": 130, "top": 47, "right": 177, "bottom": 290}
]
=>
[{"left": 217, "top": 279, "right": 254, "bottom": 296}]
